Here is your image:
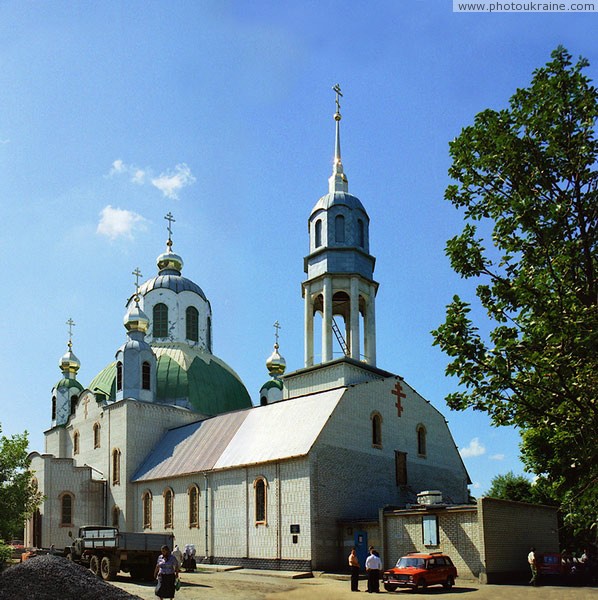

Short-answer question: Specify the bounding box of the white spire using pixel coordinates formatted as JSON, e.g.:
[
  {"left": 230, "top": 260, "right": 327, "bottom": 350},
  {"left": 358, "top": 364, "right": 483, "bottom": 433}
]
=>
[{"left": 329, "top": 83, "right": 348, "bottom": 194}]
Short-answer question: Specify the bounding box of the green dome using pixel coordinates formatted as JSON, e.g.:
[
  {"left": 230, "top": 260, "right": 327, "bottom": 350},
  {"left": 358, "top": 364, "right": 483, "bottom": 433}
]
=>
[
  {"left": 88, "top": 343, "right": 251, "bottom": 416},
  {"left": 260, "top": 379, "right": 283, "bottom": 392},
  {"left": 54, "top": 377, "right": 84, "bottom": 392}
]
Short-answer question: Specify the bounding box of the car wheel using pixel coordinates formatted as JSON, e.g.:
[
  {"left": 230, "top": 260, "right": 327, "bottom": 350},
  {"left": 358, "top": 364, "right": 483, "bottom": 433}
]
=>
[
  {"left": 443, "top": 576, "right": 454, "bottom": 589},
  {"left": 384, "top": 583, "right": 398, "bottom": 592},
  {"left": 89, "top": 555, "right": 100, "bottom": 577}
]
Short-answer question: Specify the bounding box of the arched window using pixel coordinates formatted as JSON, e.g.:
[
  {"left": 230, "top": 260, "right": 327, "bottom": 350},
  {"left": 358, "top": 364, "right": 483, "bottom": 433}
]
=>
[
  {"left": 335, "top": 214, "right": 345, "bottom": 243},
  {"left": 417, "top": 424, "right": 427, "bottom": 457},
  {"left": 112, "top": 505, "right": 120, "bottom": 527},
  {"left": 73, "top": 431, "right": 80, "bottom": 455},
  {"left": 112, "top": 448, "right": 121, "bottom": 486},
  {"left": 207, "top": 316, "right": 212, "bottom": 352},
  {"left": 51, "top": 397, "right": 57, "bottom": 420},
  {"left": 116, "top": 361, "right": 123, "bottom": 391},
  {"left": 60, "top": 492, "right": 74, "bottom": 526},
  {"left": 315, "top": 219, "right": 322, "bottom": 248},
  {"left": 186, "top": 306, "right": 199, "bottom": 342},
  {"left": 188, "top": 485, "right": 200, "bottom": 528},
  {"left": 142, "top": 491, "right": 152, "bottom": 529},
  {"left": 358, "top": 219, "right": 365, "bottom": 247},
  {"left": 254, "top": 477, "right": 267, "bottom": 524},
  {"left": 164, "top": 488, "right": 174, "bottom": 529},
  {"left": 153, "top": 303, "right": 168, "bottom": 338},
  {"left": 371, "top": 413, "right": 382, "bottom": 447},
  {"left": 93, "top": 423, "right": 101, "bottom": 449},
  {"left": 142, "top": 361, "right": 151, "bottom": 390},
  {"left": 70, "top": 395, "right": 78, "bottom": 414}
]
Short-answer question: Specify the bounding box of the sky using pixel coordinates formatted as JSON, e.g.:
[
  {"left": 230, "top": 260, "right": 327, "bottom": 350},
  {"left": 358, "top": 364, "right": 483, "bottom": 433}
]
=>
[{"left": 1, "top": 1, "right": 596, "bottom": 495}]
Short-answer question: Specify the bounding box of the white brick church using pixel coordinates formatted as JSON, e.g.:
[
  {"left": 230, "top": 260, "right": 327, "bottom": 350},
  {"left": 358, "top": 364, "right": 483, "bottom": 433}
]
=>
[{"left": 27, "top": 95, "right": 471, "bottom": 572}]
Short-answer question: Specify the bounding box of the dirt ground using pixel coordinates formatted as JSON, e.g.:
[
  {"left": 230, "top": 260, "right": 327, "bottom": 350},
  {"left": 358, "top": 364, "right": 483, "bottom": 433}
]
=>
[{"left": 110, "top": 569, "right": 598, "bottom": 600}]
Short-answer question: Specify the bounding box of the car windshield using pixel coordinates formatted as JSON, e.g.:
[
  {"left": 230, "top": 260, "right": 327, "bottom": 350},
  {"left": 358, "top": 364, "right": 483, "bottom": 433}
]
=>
[{"left": 396, "top": 557, "right": 425, "bottom": 568}]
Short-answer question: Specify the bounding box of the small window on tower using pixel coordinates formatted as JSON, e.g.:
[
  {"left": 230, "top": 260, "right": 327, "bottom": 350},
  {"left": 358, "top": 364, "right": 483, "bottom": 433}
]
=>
[
  {"left": 73, "top": 431, "right": 80, "bottom": 455},
  {"left": 93, "top": 422, "right": 101, "bottom": 449},
  {"left": 186, "top": 306, "right": 199, "bottom": 342},
  {"left": 358, "top": 219, "right": 365, "bottom": 247},
  {"left": 153, "top": 303, "right": 168, "bottom": 338},
  {"left": 142, "top": 362, "right": 151, "bottom": 390},
  {"left": 335, "top": 214, "right": 345, "bottom": 243},
  {"left": 315, "top": 219, "right": 322, "bottom": 248},
  {"left": 52, "top": 397, "right": 57, "bottom": 420},
  {"left": 116, "top": 362, "right": 123, "bottom": 391}
]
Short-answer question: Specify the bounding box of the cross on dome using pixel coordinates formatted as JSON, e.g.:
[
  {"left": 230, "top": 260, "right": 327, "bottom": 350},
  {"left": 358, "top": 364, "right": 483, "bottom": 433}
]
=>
[
  {"left": 273, "top": 321, "right": 281, "bottom": 347},
  {"left": 165, "top": 212, "right": 176, "bottom": 249},
  {"left": 132, "top": 267, "right": 143, "bottom": 299},
  {"left": 66, "top": 318, "right": 75, "bottom": 348}
]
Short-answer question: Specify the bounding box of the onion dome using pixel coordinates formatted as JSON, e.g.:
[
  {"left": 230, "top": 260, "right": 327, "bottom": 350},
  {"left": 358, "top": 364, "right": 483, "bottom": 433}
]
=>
[
  {"left": 59, "top": 344, "right": 81, "bottom": 375},
  {"left": 124, "top": 299, "right": 150, "bottom": 333},
  {"left": 266, "top": 343, "right": 286, "bottom": 377},
  {"left": 157, "top": 246, "right": 184, "bottom": 275}
]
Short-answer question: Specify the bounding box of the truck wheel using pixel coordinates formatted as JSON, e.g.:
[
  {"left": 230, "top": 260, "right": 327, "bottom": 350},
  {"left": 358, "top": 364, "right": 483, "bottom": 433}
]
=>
[
  {"left": 100, "top": 555, "right": 118, "bottom": 581},
  {"left": 89, "top": 555, "right": 100, "bottom": 577},
  {"left": 129, "top": 566, "right": 143, "bottom": 580}
]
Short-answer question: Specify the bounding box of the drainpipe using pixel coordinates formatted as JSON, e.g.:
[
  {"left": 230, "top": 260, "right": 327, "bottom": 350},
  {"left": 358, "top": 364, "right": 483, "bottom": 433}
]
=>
[{"left": 203, "top": 472, "right": 209, "bottom": 561}]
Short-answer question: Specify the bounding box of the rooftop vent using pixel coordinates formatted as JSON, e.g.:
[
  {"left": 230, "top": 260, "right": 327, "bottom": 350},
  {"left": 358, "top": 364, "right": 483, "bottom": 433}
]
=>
[{"left": 417, "top": 490, "right": 443, "bottom": 505}]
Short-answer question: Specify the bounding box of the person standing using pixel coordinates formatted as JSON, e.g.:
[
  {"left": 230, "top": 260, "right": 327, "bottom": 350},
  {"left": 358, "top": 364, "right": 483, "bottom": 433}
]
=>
[
  {"left": 365, "top": 547, "right": 382, "bottom": 593},
  {"left": 348, "top": 547, "right": 360, "bottom": 592},
  {"left": 154, "top": 545, "right": 180, "bottom": 600},
  {"left": 172, "top": 544, "right": 183, "bottom": 569},
  {"left": 528, "top": 546, "right": 538, "bottom": 586}
]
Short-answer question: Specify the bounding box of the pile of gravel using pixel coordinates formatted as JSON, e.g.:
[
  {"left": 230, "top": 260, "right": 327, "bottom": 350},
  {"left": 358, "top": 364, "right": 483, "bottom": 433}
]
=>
[{"left": 0, "top": 554, "right": 143, "bottom": 600}]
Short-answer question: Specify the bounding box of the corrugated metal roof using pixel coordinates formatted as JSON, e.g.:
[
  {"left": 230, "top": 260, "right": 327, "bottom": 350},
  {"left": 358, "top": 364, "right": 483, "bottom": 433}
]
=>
[{"left": 132, "top": 388, "right": 345, "bottom": 481}]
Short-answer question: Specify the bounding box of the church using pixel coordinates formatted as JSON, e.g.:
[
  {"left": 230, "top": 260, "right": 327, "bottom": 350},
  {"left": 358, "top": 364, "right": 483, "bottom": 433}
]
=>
[{"left": 26, "top": 93, "right": 472, "bottom": 573}]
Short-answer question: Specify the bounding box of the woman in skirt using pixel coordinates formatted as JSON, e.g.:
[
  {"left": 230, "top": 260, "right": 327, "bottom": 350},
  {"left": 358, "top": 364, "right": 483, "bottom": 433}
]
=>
[{"left": 154, "top": 545, "right": 180, "bottom": 599}]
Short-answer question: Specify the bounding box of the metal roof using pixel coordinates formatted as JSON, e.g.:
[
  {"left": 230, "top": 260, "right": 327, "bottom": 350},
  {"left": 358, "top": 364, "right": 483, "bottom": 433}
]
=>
[
  {"left": 132, "top": 388, "right": 345, "bottom": 482},
  {"left": 138, "top": 274, "right": 207, "bottom": 300}
]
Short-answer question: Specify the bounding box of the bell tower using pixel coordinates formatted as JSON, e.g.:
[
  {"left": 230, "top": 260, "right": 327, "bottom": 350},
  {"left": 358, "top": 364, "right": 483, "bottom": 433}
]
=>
[{"left": 302, "top": 85, "right": 378, "bottom": 367}]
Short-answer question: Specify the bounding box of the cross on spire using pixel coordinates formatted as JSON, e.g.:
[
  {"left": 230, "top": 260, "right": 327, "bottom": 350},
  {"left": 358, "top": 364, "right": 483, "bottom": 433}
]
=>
[
  {"left": 164, "top": 212, "right": 176, "bottom": 248},
  {"left": 66, "top": 318, "right": 75, "bottom": 348},
  {"left": 132, "top": 267, "right": 143, "bottom": 298},
  {"left": 333, "top": 83, "right": 343, "bottom": 115},
  {"left": 273, "top": 321, "right": 281, "bottom": 346}
]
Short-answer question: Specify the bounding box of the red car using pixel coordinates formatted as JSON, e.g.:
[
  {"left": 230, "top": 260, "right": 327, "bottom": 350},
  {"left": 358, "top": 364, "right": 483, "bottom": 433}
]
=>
[{"left": 383, "top": 551, "right": 458, "bottom": 592}]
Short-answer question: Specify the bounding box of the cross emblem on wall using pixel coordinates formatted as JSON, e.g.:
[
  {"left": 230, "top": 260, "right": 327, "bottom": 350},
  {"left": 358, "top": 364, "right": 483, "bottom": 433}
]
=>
[{"left": 391, "top": 381, "right": 406, "bottom": 417}]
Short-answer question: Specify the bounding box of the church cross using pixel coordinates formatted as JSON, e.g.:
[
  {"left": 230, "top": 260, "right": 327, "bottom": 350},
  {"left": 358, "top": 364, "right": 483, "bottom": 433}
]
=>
[
  {"left": 164, "top": 212, "right": 176, "bottom": 241},
  {"left": 82, "top": 395, "right": 90, "bottom": 419},
  {"left": 132, "top": 267, "right": 143, "bottom": 296},
  {"left": 66, "top": 318, "right": 75, "bottom": 348},
  {"left": 333, "top": 83, "right": 343, "bottom": 114},
  {"left": 391, "top": 381, "right": 406, "bottom": 417},
  {"left": 273, "top": 321, "right": 281, "bottom": 346}
]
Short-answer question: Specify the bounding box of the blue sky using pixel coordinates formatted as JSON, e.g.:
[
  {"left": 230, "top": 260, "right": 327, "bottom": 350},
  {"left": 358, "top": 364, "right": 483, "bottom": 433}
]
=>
[{"left": 1, "top": 1, "right": 596, "bottom": 495}]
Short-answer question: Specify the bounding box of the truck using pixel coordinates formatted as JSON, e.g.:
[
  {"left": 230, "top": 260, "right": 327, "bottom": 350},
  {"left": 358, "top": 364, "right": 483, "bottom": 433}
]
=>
[{"left": 65, "top": 526, "right": 174, "bottom": 581}]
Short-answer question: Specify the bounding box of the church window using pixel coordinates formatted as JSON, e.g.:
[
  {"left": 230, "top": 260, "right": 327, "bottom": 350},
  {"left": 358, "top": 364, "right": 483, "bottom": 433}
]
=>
[
  {"left": 315, "top": 219, "right": 322, "bottom": 248},
  {"left": 142, "top": 361, "right": 151, "bottom": 390},
  {"left": 60, "top": 492, "right": 74, "bottom": 526},
  {"left": 112, "top": 505, "right": 120, "bottom": 527},
  {"left": 112, "top": 448, "right": 121, "bottom": 486},
  {"left": 422, "top": 515, "right": 439, "bottom": 546},
  {"left": 186, "top": 306, "right": 199, "bottom": 342},
  {"left": 207, "top": 316, "right": 212, "bottom": 352},
  {"left": 371, "top": 412, "right": 382, "bottom": 447},
  {"left": 260, "top": 395, "right": 267, "bottom": 406},
  {"left": 417, "top": 424, "right": 427, "bottom": 457},
  {"left": 142, "top": 491, "right": 152, "bottom": 529},
  {"left": 93, "top": 423, "right": 101, "bottom": 449},
  {"left": 254, "top": 477, "right": 267, "bottom": 524},
  {"left": 395, "top": 451, "right": 408, "bottom": 486},
  {"left": 188, "top": 485, "right": 200, "bottom": 528},
  {"left": 153, "top": 303, "right": 168, "bottom": 338},
  {"left": 73, "top": 431, "right": 80, "bottom": 455},
  {"left": 51, "top": 397, "right": 56, "bottom": 421},
  {"left": 358, "top": 219, "right": 365, "bottom": 247},
  {"left": 335, "top": 214, "right": 345, "bottom": 243},
  {"left": 70, "top": 395, "right": 78, "bottom": 414},
  {"left": 116, "top": 361, "right": 123, "bottom": 391},
  {"left": 164, "top": 488, "right": 174, "bottom": 529}
]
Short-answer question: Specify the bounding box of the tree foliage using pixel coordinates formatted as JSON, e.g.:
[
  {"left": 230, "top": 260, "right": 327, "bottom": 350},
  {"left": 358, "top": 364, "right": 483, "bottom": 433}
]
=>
[
  {"left": 432, "top": 47, "right": 598, "bottom": 536},
  {"left": 486, "top": 471, "right": 537, "bottom": 503},
  {"left": 0, "top": 425, "right": 42, "bottom": 541}
]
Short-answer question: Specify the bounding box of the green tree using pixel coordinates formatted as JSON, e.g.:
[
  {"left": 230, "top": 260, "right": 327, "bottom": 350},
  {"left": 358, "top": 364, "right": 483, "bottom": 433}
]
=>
[
  {"left": 0, "top": 425, "right": 42, "bottom": 541},
  {"left": 486, "top": 471, "right": 536, "bottom": 503},
  {"left": 432, "top": 47, "right": 598, "bottom": 538}
]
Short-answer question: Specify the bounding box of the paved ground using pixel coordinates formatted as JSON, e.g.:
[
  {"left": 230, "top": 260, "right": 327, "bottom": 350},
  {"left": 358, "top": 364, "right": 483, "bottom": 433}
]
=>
[{"left": 110, "top": 568, "right": 598, "bottom": 600}]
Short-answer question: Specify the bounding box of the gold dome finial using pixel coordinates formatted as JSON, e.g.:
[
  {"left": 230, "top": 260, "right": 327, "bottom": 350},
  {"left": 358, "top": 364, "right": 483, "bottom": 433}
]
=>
[
  {"left": 266, "top": 321, "right": 286, "bottom": 377},
  {"left": 157, "top": 212, "right": 184, "bottom": 273},
  {"left": 60, "top": 317, "right": 81, "bottom": 375},
  {"left": 125, "top": 267, "right": 149, "bottom": 333}
]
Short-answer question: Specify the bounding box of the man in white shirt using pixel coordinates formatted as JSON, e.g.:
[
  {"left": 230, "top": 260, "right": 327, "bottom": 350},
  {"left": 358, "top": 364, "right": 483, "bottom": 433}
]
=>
[
  {"left": 365, "top": 547, "right": 382, "bottom": 593},
  {"left": 528, "top": 547, "right": 538, "bottom": 586}
]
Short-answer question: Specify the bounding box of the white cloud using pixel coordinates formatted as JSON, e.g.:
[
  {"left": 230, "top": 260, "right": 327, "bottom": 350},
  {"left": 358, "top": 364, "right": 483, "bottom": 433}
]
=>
[
  {"left": 489, "top": 453, "right": 505, "bottom": 461},
  {"left": 0, "top": 138, "right": 10, "bottom": 144},
  {"left": 472, "top": 482, "right": 482, "bottom": 489},
  {"left": 459, "top": 437, "right": 486, "bottom": 458},
  {"left": 96, "top": 205, "right": 147, "bottom": 240},
  {"left": 151, "top": 163, "right": 196, "bottom": 199},
  {"left": 108, "top": 160, "right": 195, "bottom": 199}
]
